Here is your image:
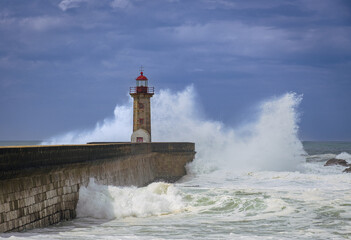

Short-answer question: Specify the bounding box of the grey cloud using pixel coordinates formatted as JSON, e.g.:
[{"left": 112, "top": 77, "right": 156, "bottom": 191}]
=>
[
  {"left": 110, "top": 0, "right": 131, "bottom": 9},
  {"left": 58, "top": 0, "right": 88, "bottom": 11},
  {"left": 19, "top": 16, "right": 66, "bottom": 31},
  {"left": 58, "top": 0, "right": 132, "bottom": 11},
  {"left": 0, "top": 0, "right": 351, "bottom": 140}
]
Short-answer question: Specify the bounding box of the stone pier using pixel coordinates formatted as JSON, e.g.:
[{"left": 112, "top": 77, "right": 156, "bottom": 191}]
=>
[{"left": 0, "top": 142, "right": 195, "bottom": 232}]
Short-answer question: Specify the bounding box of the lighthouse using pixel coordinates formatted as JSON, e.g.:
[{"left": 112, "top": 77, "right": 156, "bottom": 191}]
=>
[{"left": 130, "top": 68, "right": 154, "bottom": 143}]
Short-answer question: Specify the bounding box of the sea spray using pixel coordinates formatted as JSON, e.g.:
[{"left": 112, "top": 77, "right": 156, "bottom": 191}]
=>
[
  {"left": 153, "top": 90, "right": 305, "bottom": 172},
  {"left": 42, "top": 104, "right": 133, "bottom": 144},
  {"left": 43, "top": 86, "right": 305, "bottom": 172},
  {"left": 76, "top": 179, "right": 185, "bottom": 219},
  {"left": 335, "top": 152, "right": 351, "bottom": 161},
  {"left": 153, "top": 90, "right": 306, "bottom": 172}
]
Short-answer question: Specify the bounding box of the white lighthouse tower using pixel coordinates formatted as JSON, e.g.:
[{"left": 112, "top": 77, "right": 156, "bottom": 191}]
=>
[{"left": 129, "top": 68, "right": 154, "bottom": 143}]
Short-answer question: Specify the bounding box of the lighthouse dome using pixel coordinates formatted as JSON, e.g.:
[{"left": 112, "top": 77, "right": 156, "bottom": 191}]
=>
[{"left": 136, "top": 72, "right": 148, "bottom": 80}]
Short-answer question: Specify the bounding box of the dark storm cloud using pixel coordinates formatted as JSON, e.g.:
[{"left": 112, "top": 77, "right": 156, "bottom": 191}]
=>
[{"left": 0, "top": 0, "right": 350, "bottom": 140}]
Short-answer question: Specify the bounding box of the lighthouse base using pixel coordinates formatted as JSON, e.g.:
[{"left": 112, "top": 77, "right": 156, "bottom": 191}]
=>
[{"left": 131, "top": 129, "right": 151, "bottom": 143}]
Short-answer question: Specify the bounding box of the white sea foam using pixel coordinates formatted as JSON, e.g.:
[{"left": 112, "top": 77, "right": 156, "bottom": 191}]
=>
[
  {"left": 43, "top": 86, "right": 305, "bottom": 172},
  {"left": 336, "top": 152, "right": 351, "bottom": 161},
  {"left": 76, "top": 179, "right": 184, "bottom": 219}
]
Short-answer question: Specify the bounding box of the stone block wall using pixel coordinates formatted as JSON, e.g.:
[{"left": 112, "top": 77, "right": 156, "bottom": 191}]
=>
[{"left": 0, "top": 142, "right": 195, "bottom": 233}]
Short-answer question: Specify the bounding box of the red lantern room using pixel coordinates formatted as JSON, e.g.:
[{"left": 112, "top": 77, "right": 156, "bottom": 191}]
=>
[{"left": 130, "top": 70, "right": 154, "bottom": 94}]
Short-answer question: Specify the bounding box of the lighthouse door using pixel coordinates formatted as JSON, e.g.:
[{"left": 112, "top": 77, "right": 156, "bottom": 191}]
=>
[{"left": 137, "top": 137, "right": 143, "bottom": 143}]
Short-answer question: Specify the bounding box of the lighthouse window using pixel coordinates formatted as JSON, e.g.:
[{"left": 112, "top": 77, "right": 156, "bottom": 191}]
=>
[
  {"left": 139, "top": 118, "right": 144, "bottom": 124},
  {"left": 139, "top": 103, "right": 144, "bottom": 109},
  {"left": 137, "top": 80, "right": 147, "bottom": 87}
]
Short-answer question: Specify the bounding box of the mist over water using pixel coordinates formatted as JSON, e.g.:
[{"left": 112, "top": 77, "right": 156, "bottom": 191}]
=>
[{"left": 43, "top": 85, "right": 305, "bottom": 172}]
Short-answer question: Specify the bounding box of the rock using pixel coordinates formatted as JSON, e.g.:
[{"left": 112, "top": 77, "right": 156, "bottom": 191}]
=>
[
  {"left": 324, "top": 158, "right": 349, "bottom": 167},
  {"left": 343, "top": 167, "right": 351, "bottom": 173}
]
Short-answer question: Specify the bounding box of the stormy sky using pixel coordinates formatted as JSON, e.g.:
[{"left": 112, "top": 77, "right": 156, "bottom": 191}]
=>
[{"left": 0, "top": 0, "right": 351, "bottom": 141}]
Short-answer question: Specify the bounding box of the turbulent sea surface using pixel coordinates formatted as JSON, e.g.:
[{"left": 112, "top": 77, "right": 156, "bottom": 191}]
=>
[
  {"left": 1, "top": 88, "right": 351, "bottom": 239},
  {"left": 1, "top": 142, "right": 351, "bottom": 240}
]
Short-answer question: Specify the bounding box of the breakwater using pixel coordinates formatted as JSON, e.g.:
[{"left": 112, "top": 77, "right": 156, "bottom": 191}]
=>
[{"left": 0, "top": 142, "right": 195, "bottom": 233}]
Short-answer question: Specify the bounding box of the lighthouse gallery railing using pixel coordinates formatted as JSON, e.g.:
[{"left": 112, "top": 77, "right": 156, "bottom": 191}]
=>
[{"left": 130, "top": 87, "right": 154, "bottom": 94}]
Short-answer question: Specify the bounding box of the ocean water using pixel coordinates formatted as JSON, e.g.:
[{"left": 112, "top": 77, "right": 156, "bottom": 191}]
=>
[
  {"left": 1, "top": 87, "right": 351, "bottom": 239},
  {"left": 1, "top": 145, "right": 350, "bottom": 240}
]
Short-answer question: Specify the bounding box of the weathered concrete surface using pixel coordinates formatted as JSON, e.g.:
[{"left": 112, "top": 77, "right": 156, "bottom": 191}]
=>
[{"left": 0, "top": 142, "right": 195, "bottom": 232}]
